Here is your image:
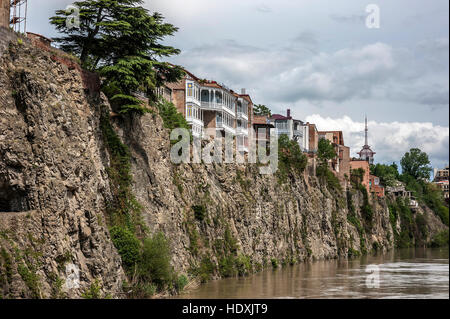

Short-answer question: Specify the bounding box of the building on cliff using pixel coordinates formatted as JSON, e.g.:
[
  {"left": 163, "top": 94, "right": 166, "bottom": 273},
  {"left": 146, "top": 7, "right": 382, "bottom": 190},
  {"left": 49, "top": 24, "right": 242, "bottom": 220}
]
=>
[
  {"left": 357, "top": 116, "right": 376, "bottom": 164},
  {"left": 252, "top": 115, "right": 274, "bottom": 144},
  {"left": 369, "top": 175, "right": 385, "bottom": 198},
  {"left": 350, "top": 159, "right": 370, "bottom": 194},
  {"left": 164, "top": 69, "right": 253, "bottom": 152},
  {"left": 433, "top": 165, "right": 449, "bottom": 201},
  {"left": 269, "top": 109, "right": 310, "bottom": 152}
]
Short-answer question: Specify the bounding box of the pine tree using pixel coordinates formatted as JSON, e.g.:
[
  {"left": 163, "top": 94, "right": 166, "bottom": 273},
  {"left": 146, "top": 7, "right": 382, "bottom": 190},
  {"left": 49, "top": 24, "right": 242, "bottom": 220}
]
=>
[{"left": 50, "top": 0, "right": 184, "bottom": 114}]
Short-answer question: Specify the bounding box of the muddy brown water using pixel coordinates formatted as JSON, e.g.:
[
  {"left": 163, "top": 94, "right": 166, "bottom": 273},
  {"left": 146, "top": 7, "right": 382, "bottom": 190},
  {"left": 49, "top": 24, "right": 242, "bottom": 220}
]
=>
[{"left": 176, "top": 248, "right": 449, "bottom": 299}]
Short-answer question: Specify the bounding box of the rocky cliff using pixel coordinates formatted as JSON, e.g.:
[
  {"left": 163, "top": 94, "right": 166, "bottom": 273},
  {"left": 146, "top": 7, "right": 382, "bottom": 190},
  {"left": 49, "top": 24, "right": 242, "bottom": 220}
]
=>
[{"left": 0, "top": 30, "right": 447, "bottom": 298}]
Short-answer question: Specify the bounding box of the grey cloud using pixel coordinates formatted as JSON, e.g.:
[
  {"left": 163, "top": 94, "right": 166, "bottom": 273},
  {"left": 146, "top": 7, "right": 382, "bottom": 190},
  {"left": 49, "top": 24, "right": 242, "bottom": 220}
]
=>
[{"left": 329, "top": 13, "right": 366, "bottom": 24}]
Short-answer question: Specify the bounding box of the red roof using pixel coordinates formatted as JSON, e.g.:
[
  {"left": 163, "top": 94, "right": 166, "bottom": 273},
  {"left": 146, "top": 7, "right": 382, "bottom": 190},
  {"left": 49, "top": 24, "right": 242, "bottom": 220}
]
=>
[{"left": 270, "top": 114, "right": 292, "bottom": 120}]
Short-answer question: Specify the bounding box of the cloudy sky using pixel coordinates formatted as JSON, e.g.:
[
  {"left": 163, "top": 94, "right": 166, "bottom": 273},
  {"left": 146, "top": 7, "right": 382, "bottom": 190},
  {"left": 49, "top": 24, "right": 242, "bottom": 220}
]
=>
[{"left": 28, "top": 0, "right": 449, "bottom": 172}]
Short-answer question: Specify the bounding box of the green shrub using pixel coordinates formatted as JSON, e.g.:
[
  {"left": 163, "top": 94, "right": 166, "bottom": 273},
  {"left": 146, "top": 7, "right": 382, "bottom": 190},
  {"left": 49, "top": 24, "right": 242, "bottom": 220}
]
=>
[
  {"left": 157, "top": 99, "right": 190, "bottom": 132},
  {"left": 277, "top": 134, "right": 308, "bottom": 181},
  {"left": 138, "top": 232, "right": 173, "bottom": 289},
  {"left": 175, "top": 274, "right": 188, "bottom": 292},
  {"left": 109, "top": 226, "right": 141, "bottom": 271},
  {"left": 218, "top": 255, "right": 236, "bottom": 278},
  {"left": 235, "top": 254, "right": 252, "bottom": 276},
  {"left": 430, "top": 230, "right": 449, "bottom": 247},
  {"left": 317, "top": 164, "right": 342, "bottom": 193},
  {"left": 192, "top": 205, "right": 207, "bottom": 222},
  {"left": 82, "top": 279, "right": 102, "bottom": 299},
  {"left": 270, "top": 258, "right": 279, "bottom": 269}
]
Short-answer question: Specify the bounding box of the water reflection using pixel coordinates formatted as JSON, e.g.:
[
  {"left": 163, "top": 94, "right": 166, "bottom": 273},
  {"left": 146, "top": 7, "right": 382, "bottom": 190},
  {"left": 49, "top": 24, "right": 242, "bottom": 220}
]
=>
[{"left": 177, "top": 248, "right": 449, "bottom": 299}]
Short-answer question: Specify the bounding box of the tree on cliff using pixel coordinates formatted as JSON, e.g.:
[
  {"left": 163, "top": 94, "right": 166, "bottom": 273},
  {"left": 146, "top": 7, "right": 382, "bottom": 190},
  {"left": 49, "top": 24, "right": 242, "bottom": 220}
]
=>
[
  {"left": 50, "top": 0, "right": 184, "bottom": 114},
  {"left": 400, "top": 148, "right": 432, "bottom": 180},
  {"left": 317, "top": 138, "right": 336, "bottom": 165}
]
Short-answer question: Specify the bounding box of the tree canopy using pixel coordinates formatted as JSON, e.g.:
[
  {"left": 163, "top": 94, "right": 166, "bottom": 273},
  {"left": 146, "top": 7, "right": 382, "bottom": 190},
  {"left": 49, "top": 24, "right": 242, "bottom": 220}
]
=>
[
  {"left": 317, "top": 138, "right": 336, "bottom": 164},
  {"left": 253, "top": 104, "right": 272, "bottom": 117},
  {"left": 370, "top": 163, "right": 400, "bottom": 187},
  {"left": 400, "top": 148, "right": 432, "bottom": 180},
  {"left": 50, "top": 0, "right": 184, "bottom": 114}
]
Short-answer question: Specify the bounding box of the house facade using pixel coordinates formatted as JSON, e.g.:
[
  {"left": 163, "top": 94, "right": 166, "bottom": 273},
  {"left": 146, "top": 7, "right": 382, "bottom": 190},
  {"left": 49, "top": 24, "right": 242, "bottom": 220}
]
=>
[
  {"left": 165, "top": 69, "right": 253, "bottom": 150},
  {"left": 269, "top": 109, "right": 310, "bottom": 152}
]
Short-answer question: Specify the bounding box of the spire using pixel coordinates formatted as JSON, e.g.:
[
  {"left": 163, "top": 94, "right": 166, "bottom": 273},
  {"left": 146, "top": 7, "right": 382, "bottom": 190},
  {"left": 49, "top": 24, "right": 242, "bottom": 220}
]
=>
[{"left": 365, "top": 115, "right": 368, "bottom": 146}]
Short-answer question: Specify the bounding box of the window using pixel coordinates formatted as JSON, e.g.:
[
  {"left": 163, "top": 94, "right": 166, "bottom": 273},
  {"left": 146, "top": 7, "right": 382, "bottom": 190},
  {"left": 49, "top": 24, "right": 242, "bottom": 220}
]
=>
[{"left": 187, "top": 105, "right": 192, "bottom": 117}]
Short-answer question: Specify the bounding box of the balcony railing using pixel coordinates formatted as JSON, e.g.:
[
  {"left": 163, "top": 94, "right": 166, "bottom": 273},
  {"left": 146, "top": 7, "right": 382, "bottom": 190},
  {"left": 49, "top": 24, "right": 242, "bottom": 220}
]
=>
[
  {"left": 236, "top": 127, "right": 249, "bottom": 136},
  {"left": 236, "top": 111, "right": 248, "bottom": 120},
  {"left": 186, "top": 116, "right": 204, "bottom": 128},
  {"left": 201, "top": 101, "right": 235, "bottom": 116},
  {"left": 216, "top": 121, "right": 236, "bottom": 135}
]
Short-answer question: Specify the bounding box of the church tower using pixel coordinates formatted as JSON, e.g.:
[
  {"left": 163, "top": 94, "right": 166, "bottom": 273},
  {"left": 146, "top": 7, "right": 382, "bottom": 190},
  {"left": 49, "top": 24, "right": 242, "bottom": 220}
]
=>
[{"left": 357, "top": 116, "right": 376, "bottom": 164}]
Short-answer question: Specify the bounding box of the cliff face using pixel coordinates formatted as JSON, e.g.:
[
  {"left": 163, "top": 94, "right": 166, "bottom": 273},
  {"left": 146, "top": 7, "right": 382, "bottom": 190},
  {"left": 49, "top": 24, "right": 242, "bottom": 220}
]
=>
[
  {"left": 0, "top": 32, "right": 447, "bottom": 298},
  {"left": 0, "top": 32, "right": 125, "bottom": 298}
]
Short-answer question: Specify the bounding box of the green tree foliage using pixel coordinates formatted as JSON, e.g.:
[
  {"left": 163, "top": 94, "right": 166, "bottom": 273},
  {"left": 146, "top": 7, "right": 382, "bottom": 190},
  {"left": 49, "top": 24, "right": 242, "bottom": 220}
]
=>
[
  {"left": 370, "top": 163, "right": 399, "bottom": 186},
  {"left": 156, "top": 99, "right": 190, "bottom": 131},
  {"left": 400, "top": 148, "right": 432, "bottom": 180},
  {"left": 317, "top": 138, "right": 336, "bottom": 164},
  {"left": 138, "top": 232, "right": 173, "bottom": 289},
  {"left": 253, "top": 104, "right": 272, "bottom": 117},
  {"left": 50, "top": 0, "right": 184, "bottom": 114},
  {"left": 109, "top": 226, "right": 141, "bottom": 271},
  {"left": 278, "top": 134, "right": 308, "bottom": 178}
]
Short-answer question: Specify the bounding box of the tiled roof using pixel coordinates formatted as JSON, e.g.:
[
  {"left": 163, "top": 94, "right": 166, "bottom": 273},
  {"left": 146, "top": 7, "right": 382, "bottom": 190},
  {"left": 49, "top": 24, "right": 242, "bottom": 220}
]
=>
[{"left": 270, "top": 114, "right": 291, "bottom": 120}]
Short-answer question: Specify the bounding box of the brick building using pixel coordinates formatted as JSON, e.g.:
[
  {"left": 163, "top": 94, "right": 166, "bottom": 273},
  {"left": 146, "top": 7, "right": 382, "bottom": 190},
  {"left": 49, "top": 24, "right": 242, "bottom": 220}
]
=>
[
  {"left": 369, "top": 175, "right": 385, "bottom": 198},
  {"left": 307, "top": 123, "right": 319, "bottom": 154},
  {"left": 350, "top": 159, "right": 371, "bottom": 194}
]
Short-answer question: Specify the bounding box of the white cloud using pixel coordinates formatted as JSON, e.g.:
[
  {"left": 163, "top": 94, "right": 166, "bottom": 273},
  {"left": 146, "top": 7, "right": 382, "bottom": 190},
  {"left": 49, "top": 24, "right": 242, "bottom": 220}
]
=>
[{"left": 305, "top": 114, "right": 449, "bottom": 168}]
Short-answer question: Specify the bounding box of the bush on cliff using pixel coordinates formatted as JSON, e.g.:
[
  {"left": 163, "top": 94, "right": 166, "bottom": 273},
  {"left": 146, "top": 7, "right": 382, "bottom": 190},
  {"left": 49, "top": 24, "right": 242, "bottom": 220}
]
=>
[
  {"left": 138, "top": 232, "right": 174, "bottom": 289},
  {"left": 277, "top": 134, "right": 308, "bottom": 181},
  {"left": 109, "top": 226, "right": 141, "bottom": 271}
]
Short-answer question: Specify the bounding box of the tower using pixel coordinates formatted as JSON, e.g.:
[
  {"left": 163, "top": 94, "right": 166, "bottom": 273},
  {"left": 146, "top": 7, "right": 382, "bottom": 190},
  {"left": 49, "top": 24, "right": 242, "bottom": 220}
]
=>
[
  {"left": 10, "top": 0, "right": 27, "bottom": 33},
  {"left": 0, "top": 0, "right": 10, "bottom": 28},
  {"left": 357, "top": 115, "right": 376, "bottom": 164}
]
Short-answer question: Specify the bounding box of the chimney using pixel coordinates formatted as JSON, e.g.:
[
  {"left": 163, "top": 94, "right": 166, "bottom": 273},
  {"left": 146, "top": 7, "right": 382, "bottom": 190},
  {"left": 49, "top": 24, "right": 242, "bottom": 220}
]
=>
[
  {"left": 287, "top": 109, "right": 291, "bottom": 117},
  {"left": 241, "top": 88, "right": 246, "bottom": 95}
]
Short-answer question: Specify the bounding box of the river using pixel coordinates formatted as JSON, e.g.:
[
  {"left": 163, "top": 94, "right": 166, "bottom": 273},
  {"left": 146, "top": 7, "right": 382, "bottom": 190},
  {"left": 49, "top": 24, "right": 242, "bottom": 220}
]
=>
[{"left": 178, "top": 248, "right": 449, "bottom": 299}]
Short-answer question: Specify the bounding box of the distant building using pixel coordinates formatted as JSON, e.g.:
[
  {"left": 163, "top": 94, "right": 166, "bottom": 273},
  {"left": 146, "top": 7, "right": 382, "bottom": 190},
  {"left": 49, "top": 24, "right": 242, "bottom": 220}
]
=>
[
  {"left": 369, "top": 175, "right": 385, "bottom": 198},
  {"left": 269, "top": 109, "right": 309, "bottom": 152},
  {"left": 357, "top": 116, "right": 376, "bottom": 164},
  {"left": 307, "top": 123, "right": 319, "bottom": 154},
  {"left": 433, "top": 165, "right": 449, "bottom": 182},
  {"left": 252, "top": 115, "right": 274, "bottom": 143},
  {"left": 386, "top": 183, "right": 419, "bottom": 210},
  {"left": 433, "top": 165, "right": 449, "bottom": 201}
]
